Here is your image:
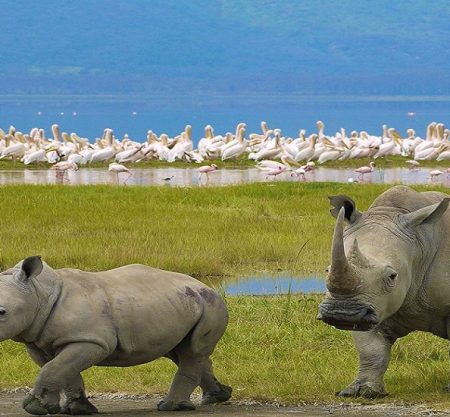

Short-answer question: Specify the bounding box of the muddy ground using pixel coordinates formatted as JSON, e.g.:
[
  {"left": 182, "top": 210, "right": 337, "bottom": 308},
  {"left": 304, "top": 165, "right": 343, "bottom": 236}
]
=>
[{"left": 0, "top": 392, "right": 448, "bottom": 417}]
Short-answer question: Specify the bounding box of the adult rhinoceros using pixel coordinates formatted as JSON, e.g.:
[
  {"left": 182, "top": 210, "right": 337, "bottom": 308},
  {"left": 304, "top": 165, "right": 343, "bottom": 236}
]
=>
[
  {"left": 318, "top": 185, "right": 450, "bottom": 398},
  {"left": 0, "top": 256, "right": 231, "bottom": 415}
]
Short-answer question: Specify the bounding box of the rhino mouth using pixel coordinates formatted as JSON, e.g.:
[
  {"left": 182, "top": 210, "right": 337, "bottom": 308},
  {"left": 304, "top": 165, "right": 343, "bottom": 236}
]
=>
[{"left": 317, "top": 299, "right": 379, "bottom": 331}]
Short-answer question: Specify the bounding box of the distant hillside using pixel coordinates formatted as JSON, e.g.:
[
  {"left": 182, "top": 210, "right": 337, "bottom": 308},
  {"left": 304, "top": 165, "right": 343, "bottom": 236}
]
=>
[{"left": 1, "top": 0, "right": 449, "bottom": 95}]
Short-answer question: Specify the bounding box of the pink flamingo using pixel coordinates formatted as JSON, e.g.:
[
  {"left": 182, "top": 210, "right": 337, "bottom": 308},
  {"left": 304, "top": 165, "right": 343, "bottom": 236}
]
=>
[
  {"left": 406, "top": 160, "right": 420, "bottom": 170},
  {"left": 355, "top": 162, "right": 375, "bottom": 181},
  {"left": 429, "top": 169, "right": 443, "bottom": 182},
  {"left": 109, "top": 163, "right": 132, "bottom": 185},
  {"left": 198, "top": 164, "right": 218, "bottom": 182},
  {"left": 51, "top": 161, "right": 79, "bottom": 184},
  {"left": 265, "top": 165, "right": 286, "bottom": 180},
  {"left": 291, "top": 167, "right": 307, "bottom": 181},
  {"left": 291, "top": 164, "right": 314, "bottom": 181}
]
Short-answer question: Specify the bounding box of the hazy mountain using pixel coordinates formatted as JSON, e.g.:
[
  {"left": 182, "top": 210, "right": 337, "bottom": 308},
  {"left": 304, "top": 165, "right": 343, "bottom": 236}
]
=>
[{"left": 1, "top": 0, "right": 449, "bottom": 95}]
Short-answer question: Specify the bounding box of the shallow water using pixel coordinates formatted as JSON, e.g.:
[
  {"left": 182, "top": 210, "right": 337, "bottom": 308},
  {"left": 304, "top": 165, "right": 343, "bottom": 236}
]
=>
[
  {"left": 0, "top": 166, "right": 449, "bottom": 187},
  {"left": 221, "top": 276, "right": 326, "bottom": 295}
]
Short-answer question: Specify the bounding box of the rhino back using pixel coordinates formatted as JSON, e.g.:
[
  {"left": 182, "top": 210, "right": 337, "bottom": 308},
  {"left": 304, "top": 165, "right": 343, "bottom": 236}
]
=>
[
  {"left": 45, "top": 265, "right": 218, "bottom": 365},
  {"left": 370, "top": 185, "right": 449, "bottom": 212}
]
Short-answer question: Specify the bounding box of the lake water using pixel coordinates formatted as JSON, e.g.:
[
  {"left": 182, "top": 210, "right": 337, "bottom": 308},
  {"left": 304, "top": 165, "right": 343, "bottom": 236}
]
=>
[
  {"left": 1, "top": 166, "right": 448, "bottom": 187},
  {"left": 1, "top": 95, "right": 449, "bottom": 141},
  {"left": 222, "top": 276, "right": 326, "bottom": 295}
]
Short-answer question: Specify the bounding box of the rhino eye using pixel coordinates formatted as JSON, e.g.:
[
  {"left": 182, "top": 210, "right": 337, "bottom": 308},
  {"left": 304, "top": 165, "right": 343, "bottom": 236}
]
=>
[
  {"left": 0, "top": 308, "right": 6, "bottom": 316},
  {"left": 389, "top": 272, "right": 398, "bottom": 280}
]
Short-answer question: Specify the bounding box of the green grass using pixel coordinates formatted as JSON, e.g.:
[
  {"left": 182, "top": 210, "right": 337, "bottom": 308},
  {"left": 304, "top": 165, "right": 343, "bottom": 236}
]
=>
[
  {"left": 319, "top": 155, "right": 450, "bottom": 169},
  {"left": 1, "top": 295, "right": 448, "bottom": 405},
  {"left": 0, "top": 182, "right": 449, "bottom": 405},
  {"left": 0, "top": 182, "right": 447, "bottom": 278},
  {"left": 0, "top": 156, "right": 257, "bottom": 170},
  {"left": 0, "top": 182, "right": 397, "bottom": 277},
  {"left": 0, "top": 154, "right": 449, "bottom": 170}
]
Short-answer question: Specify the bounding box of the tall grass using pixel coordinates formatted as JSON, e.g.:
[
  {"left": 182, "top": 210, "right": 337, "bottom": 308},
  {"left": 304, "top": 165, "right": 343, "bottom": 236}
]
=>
[{"left": 1, "top": 182, "right": 444, "bottom": 278}]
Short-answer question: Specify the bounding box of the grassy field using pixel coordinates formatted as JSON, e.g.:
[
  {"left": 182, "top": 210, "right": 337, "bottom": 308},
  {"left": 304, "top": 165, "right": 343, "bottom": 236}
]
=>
[
  {"left": 0, "top": 182, "right": 449, "bottom": 406},
  {"left": 0, "top": 154, "right": 449, "bottom": 170},
  {"left": 0, "top": 182, "right": 413, "bottom": 276}
]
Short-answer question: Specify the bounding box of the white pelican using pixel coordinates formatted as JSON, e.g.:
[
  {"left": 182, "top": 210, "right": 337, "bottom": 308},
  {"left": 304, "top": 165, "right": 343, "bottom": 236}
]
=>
[
  {"left": 0, "top": 135, "right": 26, "bottom": 162},
  {"left": 221, "top": 126, "right": 247, "bottom": 160},
  {"left": 373, "top": 129, "right": 401, "bottom": 159},
  {"left": 23, "top": 147, "right": 46, "bottom": 165},
  {"left": 294, "top": 135, "right": 317, "bottom": 162},
  {"left": 168, "top": 125, "right": 194, "bottom": 162}
]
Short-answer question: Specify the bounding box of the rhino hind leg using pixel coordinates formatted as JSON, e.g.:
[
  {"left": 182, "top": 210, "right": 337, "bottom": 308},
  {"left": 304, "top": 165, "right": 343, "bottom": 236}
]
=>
[
  {"left": 200, "top": 359, "right": 232, "bottom": 405},
  {"left": 159, "top": 300, "right": 230, "bottom": 411},
  {"left": 157, "top": 353, "right": 203, "bottom": 411}
]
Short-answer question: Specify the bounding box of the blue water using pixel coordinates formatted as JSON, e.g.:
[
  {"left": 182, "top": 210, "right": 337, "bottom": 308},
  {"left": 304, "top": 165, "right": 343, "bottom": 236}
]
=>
[
  {"left": 1, "top": 96, "right": 449, "bottom": 143},
  {"left": 223, "top": 276, "right": 326, "bottom": 296}
]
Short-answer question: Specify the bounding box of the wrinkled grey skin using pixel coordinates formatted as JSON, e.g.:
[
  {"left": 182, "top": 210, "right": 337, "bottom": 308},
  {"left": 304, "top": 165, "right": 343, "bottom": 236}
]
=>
[
  {"left": 318, "top": 185, "right": 450, "bottom": 399},
  {"left": 0, "top": 257, "right": 231, "bottom": 415}
]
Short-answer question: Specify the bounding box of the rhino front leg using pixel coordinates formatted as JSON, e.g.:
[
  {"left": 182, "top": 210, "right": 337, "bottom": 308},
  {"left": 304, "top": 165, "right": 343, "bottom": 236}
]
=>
[
  {"left": 61, "top": 374, "right": 98, "bottom": 415},
  {"left": 24, "top": 343, "right": 108, "bottom": 416},
  {"left": 337, "top": 330, "right": 393, "bottom": 399}
]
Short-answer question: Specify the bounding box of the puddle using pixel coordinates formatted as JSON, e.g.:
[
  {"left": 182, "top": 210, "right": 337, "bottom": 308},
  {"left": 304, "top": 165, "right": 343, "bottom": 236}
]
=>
[
  {"left": 0, "top": 167, "right": 448, "bottom": 187},
  {"left": 219, "top": 276, "right": 326, "bottom": 295}
]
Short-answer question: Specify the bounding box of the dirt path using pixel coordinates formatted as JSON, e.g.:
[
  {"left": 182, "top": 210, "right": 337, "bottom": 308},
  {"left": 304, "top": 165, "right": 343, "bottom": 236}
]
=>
[{"left": 1, "top": 392, "right": 448, "bottom": 417}]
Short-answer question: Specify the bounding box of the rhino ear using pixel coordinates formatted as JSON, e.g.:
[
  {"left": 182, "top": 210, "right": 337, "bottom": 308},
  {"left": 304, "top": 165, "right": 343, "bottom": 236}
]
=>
[
  {"left": 17, "top": 256, "right": 43, "bottom": 283},
  {"left": 328, "top": 195, "right": 362, "bottom": 224},
  {"left": 400, "top": 198, "right": 450, "bottom": 227}
]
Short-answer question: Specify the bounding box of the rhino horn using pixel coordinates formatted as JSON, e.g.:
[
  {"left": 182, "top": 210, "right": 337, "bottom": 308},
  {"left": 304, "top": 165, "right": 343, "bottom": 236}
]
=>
[
  {"left": 327, "top": 208, "right": 361, "bottom": 294},
  {"left": 348, "top": 239, "right": 371, "bottom": 269}
]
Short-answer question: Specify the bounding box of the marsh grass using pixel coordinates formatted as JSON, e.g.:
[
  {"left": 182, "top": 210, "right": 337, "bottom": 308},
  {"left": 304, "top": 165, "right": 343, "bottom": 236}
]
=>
[
  {"left": 0, "top": 295, "right": 449, "bottom": 405},
  {"left": 0, "top": 182, "right": 447, "bottom": 277},
  {"left": 0, "top": 155, "right": 449, "bottom": 170},
  {"left": 0, "top": 156, "right": 256, "bottom": 170},
  {"left": 0, "top": 183, "right": 449, "bottom": 404}
]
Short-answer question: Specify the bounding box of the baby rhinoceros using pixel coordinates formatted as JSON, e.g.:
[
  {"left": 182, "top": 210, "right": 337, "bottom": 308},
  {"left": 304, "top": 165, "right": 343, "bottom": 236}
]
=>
[{"left": 0, "top": 256, "right": 231, "bottom": 415}]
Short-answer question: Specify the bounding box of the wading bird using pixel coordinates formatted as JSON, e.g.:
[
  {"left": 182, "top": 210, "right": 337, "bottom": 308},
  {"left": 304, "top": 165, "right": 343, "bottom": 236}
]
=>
[
  {"left": 198, "top": 164, "right": 218, "bottom": 182},
  {"left": 108, "top": 163, "right": 132, "bottom": 184},
  {"left": 355, "top": 162, "right": 375, "bottom": 181}
]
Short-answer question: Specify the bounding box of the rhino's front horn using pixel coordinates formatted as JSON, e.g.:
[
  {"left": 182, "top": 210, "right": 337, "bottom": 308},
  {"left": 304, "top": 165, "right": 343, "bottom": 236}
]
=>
[{"left": 327, "top": 208, "right": 361, "bottom": 294}]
